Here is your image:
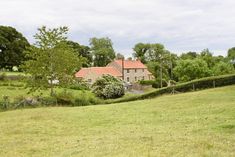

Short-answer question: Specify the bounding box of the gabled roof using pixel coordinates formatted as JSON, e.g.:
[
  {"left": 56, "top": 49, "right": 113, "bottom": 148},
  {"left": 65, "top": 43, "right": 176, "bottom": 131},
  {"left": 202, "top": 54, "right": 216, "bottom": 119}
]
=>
[
  {"left": 113, "top": 59, "right": 147, "bottom": 69},
  {"left": 75, "top": 67, "right": 122, "bottom": 78}
]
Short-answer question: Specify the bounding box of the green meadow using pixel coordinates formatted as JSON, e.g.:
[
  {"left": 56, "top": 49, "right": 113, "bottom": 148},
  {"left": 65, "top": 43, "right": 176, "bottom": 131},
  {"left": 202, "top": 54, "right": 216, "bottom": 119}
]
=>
[{"left": 0, "top": 85, "right": 234, "bottom": 156}]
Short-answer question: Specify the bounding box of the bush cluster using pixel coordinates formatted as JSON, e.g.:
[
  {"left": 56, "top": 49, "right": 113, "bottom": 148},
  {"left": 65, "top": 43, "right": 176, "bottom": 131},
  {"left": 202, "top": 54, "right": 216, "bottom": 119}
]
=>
[
  {"left": 54, "top": 90, "right": 102, "bottom": 106},
  {"left": 92, "top": 75, "right": 125, "bottom": 99}
]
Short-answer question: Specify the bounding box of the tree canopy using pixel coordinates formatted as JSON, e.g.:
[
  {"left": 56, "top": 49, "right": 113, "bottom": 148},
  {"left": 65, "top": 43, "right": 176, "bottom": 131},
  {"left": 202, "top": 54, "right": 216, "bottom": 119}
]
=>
[
  {"left": 173, "top": 58, "right": 211, "bottom": 82},
  {"left": 0, "top": 26, "right": 29, "bottom": 70},
  {"left": 228, "top": 47, "right": 235, "bottom": 64},
  {"left": 22, "top": 26, "right": 84, "bottom": 96},
  {"left": 66, "top": 41, "right": 92, "bottom": 67},
  {"left": 90, "top": 37, "right": 115, "bottom": 66}
]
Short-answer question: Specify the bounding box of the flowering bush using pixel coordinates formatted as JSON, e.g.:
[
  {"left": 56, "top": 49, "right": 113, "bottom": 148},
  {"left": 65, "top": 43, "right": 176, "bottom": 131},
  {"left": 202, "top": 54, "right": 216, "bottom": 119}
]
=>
[{"left": 92, "top": 75, "right": 125, "bottom": 99}]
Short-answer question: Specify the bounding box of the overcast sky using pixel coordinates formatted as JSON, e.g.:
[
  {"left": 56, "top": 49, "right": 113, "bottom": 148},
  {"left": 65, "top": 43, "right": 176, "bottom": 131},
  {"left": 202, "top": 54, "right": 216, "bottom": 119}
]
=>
[{"left": 1, "top": 0, "right": 235, "bottom": 57}]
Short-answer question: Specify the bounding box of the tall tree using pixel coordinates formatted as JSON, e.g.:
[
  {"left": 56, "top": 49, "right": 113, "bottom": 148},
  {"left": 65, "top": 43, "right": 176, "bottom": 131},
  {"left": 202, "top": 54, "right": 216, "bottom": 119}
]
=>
[
  {"left": 66, "top": 40, "right": 92, "bottom": 67},
  {"left": 132, "top": 43, "right": 151, "bottom": 63},
  {"left": 116, "top": 53, "right": 125, "bottom": 60},
  {"left": 228, "top": 47, "right": 235, "bottom": 65},
  {"left": 22, "top": 26, "right": 83, "bottom": 96},
  {"left": 0, "top": 26, "right": 29, "bottom": 70},
  {"left": 199, "top": 49, "right": 215, "bottom": 68},
  {"left": 90, "top": 37, "right": 115, "bottom": 66},
  {"left": 145, "top": 43, "right": 172, "bottom": 87}
]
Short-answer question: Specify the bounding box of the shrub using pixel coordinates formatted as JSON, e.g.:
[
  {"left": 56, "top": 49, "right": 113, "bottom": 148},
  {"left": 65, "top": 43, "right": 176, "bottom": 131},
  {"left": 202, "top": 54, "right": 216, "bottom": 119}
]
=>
[
  {"left": 139, "top": 80, "right": 155, "bottom": 85},
  {"left": 0, "top": 95, "right": 10, "bottom": 109},
  {"left": 92, "top": 75, "right": 125, "bottom": 99},
  {"left": 68, "top": 80, "right": 90, "bottom": 90},
  {"left": 152, "top": 79, "right": 168, "bottom": 88},
  {"left": 55, "top": 90, "right": 74, "bottom": 105},
  {"left": 40, "top": 97, "right": 57, "bottom": 106},
  {"left": 74, "top": 92, "right": 99, "bottom": 106},
  {"left": 0, "top": 73, "right": 7, "bottom": 81}
]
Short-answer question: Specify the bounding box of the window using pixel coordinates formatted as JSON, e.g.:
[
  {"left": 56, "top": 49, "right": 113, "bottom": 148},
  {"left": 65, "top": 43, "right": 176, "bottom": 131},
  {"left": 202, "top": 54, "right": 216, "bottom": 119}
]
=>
[
  {"left": 127, "top": 77, "right": 129, "bottom": 82},
  {"left": 127, "top": 69, "right": 129, "bottom": 73},
  {"left": 135, "top": 69, "right": 137, "bottom": 73},
  {"left": 142, "top": 76, "right": 144, "bottom": 80},
  {"left": 142, "top": 69, "right": 144, "bottom": 72},
  {"left": 88, "top": 79, "right": 92, "bottom": 83},
  {"left": 135, "top": 77, "right": 137, "bottom": 81}
]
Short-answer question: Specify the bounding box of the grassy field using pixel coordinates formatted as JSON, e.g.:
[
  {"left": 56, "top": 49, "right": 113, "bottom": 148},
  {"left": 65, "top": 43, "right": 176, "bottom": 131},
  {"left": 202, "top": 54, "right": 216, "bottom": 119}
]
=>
[
  {"left": 0, "top": 86, "right": 235, "bottom": 156},
  {"left": 0, "top": 85, "right": 94, "bottom": 102}
]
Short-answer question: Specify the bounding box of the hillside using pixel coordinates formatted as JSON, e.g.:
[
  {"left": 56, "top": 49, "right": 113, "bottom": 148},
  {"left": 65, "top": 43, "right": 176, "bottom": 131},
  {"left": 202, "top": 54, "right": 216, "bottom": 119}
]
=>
[{"left": 0, "top": 86, "right": 235, "bottom": 156}]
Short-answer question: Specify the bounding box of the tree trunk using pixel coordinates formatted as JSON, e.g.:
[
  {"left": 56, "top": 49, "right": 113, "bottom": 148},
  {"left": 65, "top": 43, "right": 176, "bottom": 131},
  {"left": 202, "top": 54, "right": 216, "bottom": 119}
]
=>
[{"left": 50, "top": 79, "right": 54, "bottom": 96}]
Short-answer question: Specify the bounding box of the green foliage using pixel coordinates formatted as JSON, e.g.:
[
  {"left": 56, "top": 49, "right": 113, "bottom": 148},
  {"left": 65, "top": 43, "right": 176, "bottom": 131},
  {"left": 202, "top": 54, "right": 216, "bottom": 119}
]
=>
[
  {"left": 22, "top": 26, "right": 84, "bottom": 96},
  {"left": 74, "top": 92, "right": 101, "bottom": 106},
  {"left": 180, "top": 51, "right": 198, "bottom": 60},
  {"left": 55, "top": 90, "right": 74, "bottom": 105},
  {"left": 139, "top": 80, "right": 155, "bottom": 85},
  {"left": 132, "top": 43, "right": 151, "bottom": 63},
  {"left": 90, "top": 37, "right": 115, "bottom": 66},
  {"left": 92, "top": 75, "right": 125, "bottom": 99},
  {"left": 116, "top": 53, "right": 125, "bottom": 60},
  {"left": 227, "top": 47, "right": 235, "bottom": 63},
  {"left": 66, "top": 40, "right": 92, "bottom": 67},
  {"left": 174, "top": 58, "right": 211, "bottom": 82},
  {"left": 212, "top": 61, "right": 234, "bottom": 76},
  {"left": 0, "top": 26, "right": 30, "bottom": 70},
  {"left": 152, "top": 78, "right": 168, "bottom": 88},
  {"left": 68, "top": 80, "right": 90, "bottom": 90},
  {"left": 108, "top": 74, "right": 235, "bottom": 104},
  {"left": 0, "top": 73, "right": 6, "bottom": 81}
]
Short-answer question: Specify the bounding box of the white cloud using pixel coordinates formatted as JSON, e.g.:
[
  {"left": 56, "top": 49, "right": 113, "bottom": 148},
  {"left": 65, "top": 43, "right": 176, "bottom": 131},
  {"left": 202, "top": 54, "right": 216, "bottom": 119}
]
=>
[{"left": 1, "top": 0, "right": 235, "bottom": 57}]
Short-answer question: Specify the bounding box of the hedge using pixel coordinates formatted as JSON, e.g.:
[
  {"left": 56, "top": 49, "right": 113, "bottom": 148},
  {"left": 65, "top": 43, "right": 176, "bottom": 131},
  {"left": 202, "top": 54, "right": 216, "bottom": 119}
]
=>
[{"left": 106, "top": 74, "right": 235, "bottom": 104}]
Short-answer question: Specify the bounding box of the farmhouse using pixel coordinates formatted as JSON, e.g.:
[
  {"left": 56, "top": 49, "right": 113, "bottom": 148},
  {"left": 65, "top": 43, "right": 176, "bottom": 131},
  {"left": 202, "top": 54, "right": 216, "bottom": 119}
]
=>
[{"left": 75, "top": 59, "right": 154, "bottom": 84}]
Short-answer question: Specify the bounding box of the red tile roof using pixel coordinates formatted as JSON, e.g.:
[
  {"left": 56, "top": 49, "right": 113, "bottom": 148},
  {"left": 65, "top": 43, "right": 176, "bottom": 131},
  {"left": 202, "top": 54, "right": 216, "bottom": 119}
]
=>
[
  {"left": 75, "top": 67, "right": 122, "bottom": 78},
  {"left": 114, "top": 60, "right": 147, "bottom": 69}
]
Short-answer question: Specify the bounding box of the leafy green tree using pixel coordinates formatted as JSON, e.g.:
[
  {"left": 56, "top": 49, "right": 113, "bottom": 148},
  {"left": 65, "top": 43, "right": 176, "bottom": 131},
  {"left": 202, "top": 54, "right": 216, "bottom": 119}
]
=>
[
  {"left": 90, "top": 37, "right": 115, "bottom": 66},
  {"left": 133, "top": 43, "right": 151, "bottom": 63},
  {"left": 227, "top": 47, "right": 235, "bottom": 64},
  {"left": 212, "top": 61, "right": 234, "bottom": 76},
  {"left": 66, "top": 41, "right": 92, "bottom": 67},
  {"left": 0, "top": 26, "right": 29, "bottom": 70},
  {"left": 199, "top": 49, "right": 216, "bottom": 68},
  {"left": 180, "top": 51, "right": 198, "bottom": 60},
  {"left": 145, "top": 43, "right": 174, "bottom": 87},
  {"left": 173, "top": 58, "right": 211, "bottom": 82},
  {"left": 116, "top": 53, "right": 125, "bottom": 60},
  {"left": 22, "top": 26, "right": 83, "bottom": 96}
]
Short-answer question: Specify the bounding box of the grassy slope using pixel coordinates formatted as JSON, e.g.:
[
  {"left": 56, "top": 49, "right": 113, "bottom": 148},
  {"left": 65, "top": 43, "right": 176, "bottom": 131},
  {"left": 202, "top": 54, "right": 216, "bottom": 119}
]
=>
[
  {"left": 0, "top": 86, "right": 235, "bottom": 157},
  {"left": 0, "top": 86, "right": 94, "bottom": 102}
]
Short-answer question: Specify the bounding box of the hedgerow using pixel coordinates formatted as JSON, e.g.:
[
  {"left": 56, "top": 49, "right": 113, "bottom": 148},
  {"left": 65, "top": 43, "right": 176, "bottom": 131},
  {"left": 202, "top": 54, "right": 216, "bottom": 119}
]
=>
[{"left": 106, "top": 74, "right": 235, "bottom": 104}]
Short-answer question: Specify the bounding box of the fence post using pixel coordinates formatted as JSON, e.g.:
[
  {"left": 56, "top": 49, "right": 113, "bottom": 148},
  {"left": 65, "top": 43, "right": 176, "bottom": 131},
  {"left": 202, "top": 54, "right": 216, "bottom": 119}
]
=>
[
  {"left": 213, "top": 80, "right": 216, "bottom": 88},
  {"left": 193, "top": 84, "right": 195, "bottom": 91}
]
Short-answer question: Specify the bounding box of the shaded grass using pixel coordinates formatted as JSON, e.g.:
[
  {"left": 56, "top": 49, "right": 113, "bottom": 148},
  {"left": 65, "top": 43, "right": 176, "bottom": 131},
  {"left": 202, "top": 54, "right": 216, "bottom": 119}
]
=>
[{"left": 0, "top": 85, "right": 235, "bottom": 156}]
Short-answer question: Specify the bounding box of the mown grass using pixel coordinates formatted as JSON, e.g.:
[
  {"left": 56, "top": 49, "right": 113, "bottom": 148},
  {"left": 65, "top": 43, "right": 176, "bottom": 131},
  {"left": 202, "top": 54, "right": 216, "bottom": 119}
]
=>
[{"left": 0, "top": 85, "right": 234, "bottom": 156}]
